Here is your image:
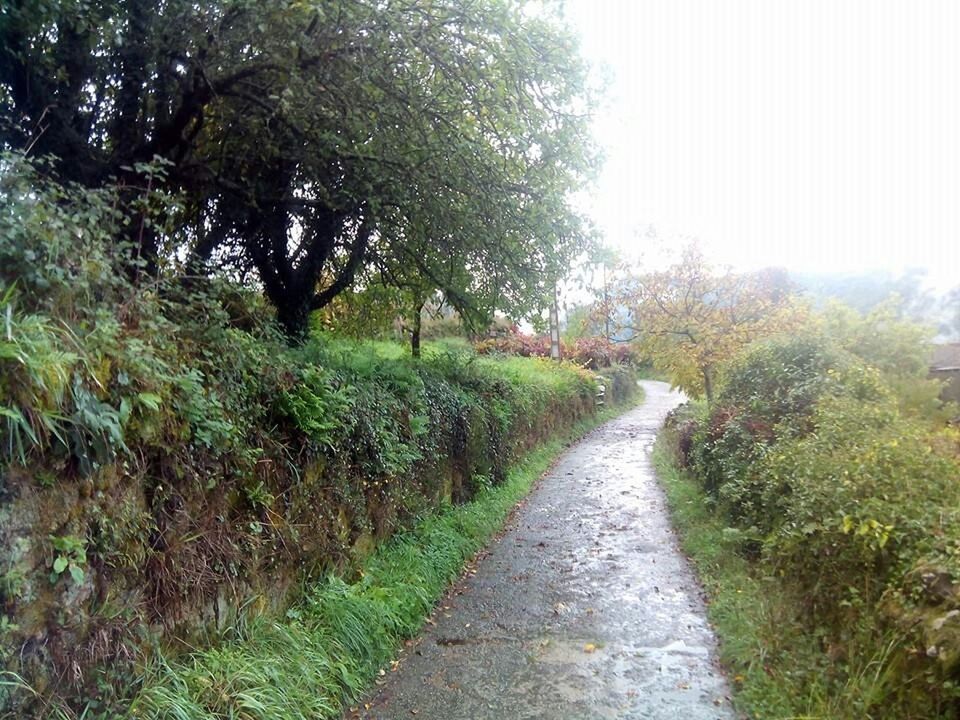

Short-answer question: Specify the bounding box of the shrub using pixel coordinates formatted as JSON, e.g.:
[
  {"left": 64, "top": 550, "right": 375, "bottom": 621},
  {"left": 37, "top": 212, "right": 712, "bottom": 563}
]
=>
[
  {"left": 474, "top": 326, "right": 638, "bottom": 368},
  {"left": 687, "top": 335, "right": 853, "bottom": 512},
  {"left": 821, "top": 300, "right": 947, "bottom": 418},
  {"left": 672, "top": 322, "right": 960, "bottom": 717}
]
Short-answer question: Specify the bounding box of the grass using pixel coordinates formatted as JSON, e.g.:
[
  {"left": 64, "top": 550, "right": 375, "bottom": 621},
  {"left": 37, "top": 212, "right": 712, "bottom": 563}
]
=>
[
  {"left": 652, "top": 440, "right": 807, "bottom": 719},
  {"left": 127, "top": 388, "right": 643, "bottom": 720}
]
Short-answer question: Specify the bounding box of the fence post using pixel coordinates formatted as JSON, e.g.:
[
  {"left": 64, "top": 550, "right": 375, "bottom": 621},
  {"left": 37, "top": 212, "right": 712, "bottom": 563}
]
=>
[{"left": 549, "top": 285, "right": 561, "bottom": 361}]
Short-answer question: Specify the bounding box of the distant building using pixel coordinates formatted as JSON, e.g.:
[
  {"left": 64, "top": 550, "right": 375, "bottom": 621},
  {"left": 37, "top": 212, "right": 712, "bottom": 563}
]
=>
[{"left": 930, "top": 343, "right": 960, "bottom": 405}]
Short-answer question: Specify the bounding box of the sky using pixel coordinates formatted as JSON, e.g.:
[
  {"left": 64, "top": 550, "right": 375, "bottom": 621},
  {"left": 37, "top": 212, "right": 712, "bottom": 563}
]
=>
[{"left": 563, "top": 0, "right": 960, "bottom": 291}]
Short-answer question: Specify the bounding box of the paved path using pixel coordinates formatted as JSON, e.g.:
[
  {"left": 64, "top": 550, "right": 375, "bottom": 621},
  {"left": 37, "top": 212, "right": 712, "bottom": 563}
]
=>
[{"left": 352, "top": 381, "right": 735, "bottom": 720}]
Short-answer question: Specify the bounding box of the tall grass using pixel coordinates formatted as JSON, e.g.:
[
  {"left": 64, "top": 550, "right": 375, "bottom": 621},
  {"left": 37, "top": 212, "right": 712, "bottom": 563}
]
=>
[{"left": 128, "top": 393, "right": 642, "bottom": 720}]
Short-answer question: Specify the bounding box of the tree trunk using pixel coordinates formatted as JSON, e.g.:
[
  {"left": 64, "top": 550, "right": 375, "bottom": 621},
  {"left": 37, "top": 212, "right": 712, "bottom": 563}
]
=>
[
  {"left": 276, "top": 300, "right": 312, "bottom": 343},
  {"left": 703, "top": 367, "right": 715, "bottom": 403},
  {"left": 410, "top": 301, "right": 425, "bottom": 358}
]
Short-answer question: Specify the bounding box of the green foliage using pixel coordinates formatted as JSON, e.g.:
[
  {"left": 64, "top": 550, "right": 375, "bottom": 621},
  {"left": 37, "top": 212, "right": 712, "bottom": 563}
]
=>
[
  {"left": 669, "top": 308, "right": 960, "bottom": 718},
  {"left": 48, "top": 535, "right": 86, "bottom": 586},
  {"left": 3, "top": 1, "right": 597, "bottom": 337},
  {"left": 689, "top": 334, "right": 867, "bottom": 520},
  {"left": 279, "top": 366, "right": 355, "bottom": 452},
  {"left": 0, "top": 153, "right": 302, "bottom": 474},
  {"left": 761, "top": 392, "right": 959, "bottom": 603},
  {"left": 821, "top": 299, "right": 948, "bottom": 418},
  {"left": 821, "top": 299, "right": 932, "bottom": 377},
  {"left": 654, "top": 441, "right": 935, "bottom": 720}
]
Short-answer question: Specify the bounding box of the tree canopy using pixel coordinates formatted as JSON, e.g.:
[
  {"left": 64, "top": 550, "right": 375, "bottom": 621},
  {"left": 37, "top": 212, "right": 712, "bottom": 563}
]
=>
[
  {"left": 608, "top": 244, "right": 804, "bottom": 400},
  {"left": 1, "top": 0, "right": 597, "bottom": 337}
]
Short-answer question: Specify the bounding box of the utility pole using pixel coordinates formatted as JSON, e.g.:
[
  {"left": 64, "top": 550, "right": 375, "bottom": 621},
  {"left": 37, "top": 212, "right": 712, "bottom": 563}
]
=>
[
  {"left": 602, "top": 261, "right": 611, "bottom": 342},
  {"left": 549, "top": 284, "right": 561, "bottom": 361}
]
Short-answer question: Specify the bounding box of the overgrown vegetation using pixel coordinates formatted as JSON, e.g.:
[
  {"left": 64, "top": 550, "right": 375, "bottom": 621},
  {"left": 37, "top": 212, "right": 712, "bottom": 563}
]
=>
[
  {"left": 474, "top": 325, "right": 639, "bottom": 368},
  {"left": 659, "top": 305, "right": 960, "bottom": 719},
  {"left": 0, "top": 153, "right": 637, "bottom": 716},
  {"left": 128, "top": 398, "right": 639, "bottom": 720},
  {"left": 0, "top": 1, "right": 638, "bottom": 715}
]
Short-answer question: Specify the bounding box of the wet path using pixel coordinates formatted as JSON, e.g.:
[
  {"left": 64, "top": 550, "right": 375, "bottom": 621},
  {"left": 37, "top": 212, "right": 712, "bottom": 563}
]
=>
[{"left": 352, "top": 381, "right": 735, "bottom": 720}]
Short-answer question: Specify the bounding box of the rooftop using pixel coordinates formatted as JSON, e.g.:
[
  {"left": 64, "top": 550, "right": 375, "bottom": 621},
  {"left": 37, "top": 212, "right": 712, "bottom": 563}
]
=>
[{"left": 931, "top": 343, "right": 960, "bottom": 371}]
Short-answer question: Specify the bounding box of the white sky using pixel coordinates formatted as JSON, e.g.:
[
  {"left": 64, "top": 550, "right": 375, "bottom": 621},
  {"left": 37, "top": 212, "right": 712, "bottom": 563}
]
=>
[{"left": 563, "top": 0, "right": 960, "bottom": 290}]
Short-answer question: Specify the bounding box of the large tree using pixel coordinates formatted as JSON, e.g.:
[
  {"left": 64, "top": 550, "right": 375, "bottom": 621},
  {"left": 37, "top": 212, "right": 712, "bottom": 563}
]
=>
[{"left": 1, "top": 0, "right": 596, "bottom": 336}]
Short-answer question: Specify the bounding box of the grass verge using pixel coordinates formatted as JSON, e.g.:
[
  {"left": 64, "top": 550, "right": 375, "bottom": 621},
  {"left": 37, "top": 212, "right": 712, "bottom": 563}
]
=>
[
  {"left": 653, "top": 440, "right": 797, "bottom": 719},
  {"left": 128, "top": 391, "right": 644, "bottom": 720}
]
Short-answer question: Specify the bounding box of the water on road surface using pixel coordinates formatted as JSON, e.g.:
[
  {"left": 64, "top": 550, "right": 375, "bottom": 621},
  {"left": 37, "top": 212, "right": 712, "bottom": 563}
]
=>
[{"left": 351, "top": 381, "right": 735, "bottom": 720}]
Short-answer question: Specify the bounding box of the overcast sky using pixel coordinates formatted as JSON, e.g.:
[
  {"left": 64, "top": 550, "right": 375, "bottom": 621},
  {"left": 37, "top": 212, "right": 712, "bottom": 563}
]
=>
[{"left": 563, "top": 0, "right": 960, "bottom": 290}]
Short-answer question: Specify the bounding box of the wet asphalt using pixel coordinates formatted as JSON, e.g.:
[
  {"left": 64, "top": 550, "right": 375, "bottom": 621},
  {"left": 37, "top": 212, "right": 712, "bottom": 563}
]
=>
[{"left": 350, "top": 381, "right": 736, "bottom": 720}]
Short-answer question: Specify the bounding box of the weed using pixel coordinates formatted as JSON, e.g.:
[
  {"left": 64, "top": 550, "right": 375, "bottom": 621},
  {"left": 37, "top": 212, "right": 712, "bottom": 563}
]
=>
[{"left": 49, "top": 535, "right": 87, "bottom": 586}]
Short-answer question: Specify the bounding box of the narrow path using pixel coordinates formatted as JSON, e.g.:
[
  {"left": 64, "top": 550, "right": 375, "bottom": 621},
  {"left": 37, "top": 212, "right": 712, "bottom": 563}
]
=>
[{"left": 353, "top": 381, "right": 735, "bottom": 720}]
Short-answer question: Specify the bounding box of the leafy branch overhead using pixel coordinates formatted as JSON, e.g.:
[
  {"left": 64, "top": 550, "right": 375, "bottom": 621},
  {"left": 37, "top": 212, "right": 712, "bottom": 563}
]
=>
[{"left": 0, "top": 0, "right": 598, "bottom": 337}]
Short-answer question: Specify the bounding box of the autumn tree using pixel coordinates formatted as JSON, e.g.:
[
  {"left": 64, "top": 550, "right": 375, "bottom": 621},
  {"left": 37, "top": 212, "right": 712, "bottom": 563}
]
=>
[
  {"left": 610, "top": 244, "right": 803, "bottom": 400},
  {"left": 1, "top": 0, "right": 596, "bottom": 338}
]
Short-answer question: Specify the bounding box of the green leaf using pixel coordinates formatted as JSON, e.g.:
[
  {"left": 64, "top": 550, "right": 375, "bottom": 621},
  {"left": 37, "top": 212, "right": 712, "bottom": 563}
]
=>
[
  {"left": 68, "top": 564, "right": 85, "bottom": 584},
  {"left": 119, "top": 397, "right": 132, "bottom": 426},
  {"left": 52, "top": 556, "right": 68, "bottom": 574},
  {"left": 137, "top": 392, "right": 163, "bottom": 412}
]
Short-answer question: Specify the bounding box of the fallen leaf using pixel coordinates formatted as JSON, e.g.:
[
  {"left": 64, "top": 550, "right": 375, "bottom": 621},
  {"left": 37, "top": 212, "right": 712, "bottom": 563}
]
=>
[{"left": 583, "top": 643, "right": 597, "bottom": 653}]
